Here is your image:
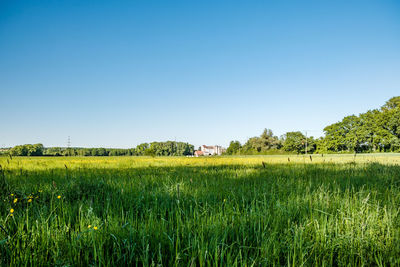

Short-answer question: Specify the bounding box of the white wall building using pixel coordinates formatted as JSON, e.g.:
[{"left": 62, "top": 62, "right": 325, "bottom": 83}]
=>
[{"left": 200, "top": 145, "right": 225, "bottom": 156}]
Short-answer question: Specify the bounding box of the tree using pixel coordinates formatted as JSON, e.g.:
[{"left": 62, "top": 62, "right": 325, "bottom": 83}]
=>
[
  {"left": 10, "top": 145, "right": 27, "bottom": 156},
  {"left": 10, "top": 144, "right": 43, "bottom": 156},
  {"left": 259, "top": 129, "right": 281, "bottom": 151},
  {"left": 282, "top": 132, "right": 306, "bottom": 154},
  {"left": 135, "top": 143, "right": 149, "bottom": 156},
  {"left": 382, "top": 96, "right": 400, "bottom": 110},
  {"left": 242, "top": 137, "right": 260, "bottom": 153},
  {"left": 242, "top": 129, "right": 281, "bottom": 153},
  {"left": 323, "top": 115, "right": 362, "bottom": 152},
  {"left": 319, "top": 97, "right": 400, "bottom": 153},
  {"left": 226, "top": 141, "right": 241, "bottom": 155},
  {"left": 144, "top": 147, "right": 156, "bottom": 157},
  {"left": 31, "top": 144, "right": 44, "bottom": 156}
]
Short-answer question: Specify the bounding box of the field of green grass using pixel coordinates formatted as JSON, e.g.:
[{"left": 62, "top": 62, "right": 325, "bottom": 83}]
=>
[{"left": 1, "top": 155, "right": 400, "bottom": 266}]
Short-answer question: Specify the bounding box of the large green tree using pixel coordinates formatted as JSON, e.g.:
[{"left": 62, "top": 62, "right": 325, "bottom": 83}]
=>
[
  {"left": 383, "top": 96, "right": 400, "bottom": 110},
  {"left": 319, "top": 96, "right": 400, "bottom": 153},
  {"left": 10, "top": 144, "right": 44, "bottom": 156},
  {"left": 242, "top": 129, "right": 281, "bottom": 153},
  {"left": 226, "top": 141, "right": 241, "bottom": 155},
  {"left": 282, "top": 132, "right": 306, "bottom": 154}
]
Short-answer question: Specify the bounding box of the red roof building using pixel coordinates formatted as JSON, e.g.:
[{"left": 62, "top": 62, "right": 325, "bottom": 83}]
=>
[{"left": 194, "top": 150, "right": 204, "bottom": 157}]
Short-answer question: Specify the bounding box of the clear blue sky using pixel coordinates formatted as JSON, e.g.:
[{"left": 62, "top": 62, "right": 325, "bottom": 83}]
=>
[{"left": 1, "top": 0, "right": 399, "bottom": 148}]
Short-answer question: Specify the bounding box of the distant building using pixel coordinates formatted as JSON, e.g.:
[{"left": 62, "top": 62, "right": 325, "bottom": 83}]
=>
[
  {"left": 194, "top": 145, "right": 225, "bottom": 156},
  {"left": 194, "top": 150, "right": 204, "bottom": 157}
]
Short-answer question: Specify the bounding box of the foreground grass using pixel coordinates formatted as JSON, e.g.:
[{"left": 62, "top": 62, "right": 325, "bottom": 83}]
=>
[{"left": 0, "top": 155, "right": 400, "bottom": 266}]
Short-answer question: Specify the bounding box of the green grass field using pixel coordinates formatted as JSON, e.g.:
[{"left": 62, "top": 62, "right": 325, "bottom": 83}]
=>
[{"left": 1, "top": 155, "right": 400, "bottom": 266}]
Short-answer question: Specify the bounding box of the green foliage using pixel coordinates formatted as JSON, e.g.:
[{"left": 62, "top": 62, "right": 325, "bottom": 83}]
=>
[
  {"left": 135, "top": 143, "right": 149, "bottom": 155},
  {"left": 9, "top": 142, "right": 194, "bottom": 157},
  {"left": 231, "top": 96, "right": 400, "bottom": 154},
  {"left": 242, "top": 129, "right": 281, "bottom": 154},
  {"left": 282, "top": 131, "right": 307, "bottom": 154},
  {"left": 0, "top": 148, "right": 10, "bottom": 156},
  {"left": 318, "top": 97, "right": 400, "bottom": 153},
  {"left": 9, "top": 144, "right": 44, "bottom": 156},
  {"left": 226, "top": 141, "right": 241, "bottom": 155},
  {"left": 149, "top": 141, "right": 194, "bottom": 156},
  {"left": 383, "top": 96, "right": 400, "bottom": 110}
]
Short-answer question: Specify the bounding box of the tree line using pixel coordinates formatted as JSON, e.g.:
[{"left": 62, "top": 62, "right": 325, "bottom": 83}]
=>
[
  {"left": 226, "top": 129, "right": 316, "bottom": 155},
  {"left": 226, "top": 96, "right": 400, "bottom": 154},
  {"left": 6, "top": 141, "right": 195, "bottom": 157},
  {"left": 4, "top": 96, "right": 400, "bottom": 156}
]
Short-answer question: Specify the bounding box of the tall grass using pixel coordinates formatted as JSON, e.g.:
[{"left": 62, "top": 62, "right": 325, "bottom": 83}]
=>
[{"left": 0, "top": 156, "right": 400, "bottom": 266}]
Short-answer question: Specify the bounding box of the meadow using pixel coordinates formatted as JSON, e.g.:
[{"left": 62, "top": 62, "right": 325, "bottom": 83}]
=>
[{"left": 1, "top": 154, "right": 400, "bottom": 266}]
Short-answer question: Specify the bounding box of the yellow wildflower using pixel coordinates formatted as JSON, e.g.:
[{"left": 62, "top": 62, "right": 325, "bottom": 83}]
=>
[
  {"left": 57, "top": 195, "right": 61, "bottom": 199},
  {"left": 93, "top": 226, "right": 98, "bottom": 230},
  {"left": 10, "top": 208, "right": 14, "bottom": 213},
  {"left": 88, "top": 225, "right": 92, "bottom": 228},
  {"left": 28, "top": 199, "right": 32, "bottom": 203},
  {"left": 13, "top": 198, "right": 18, "bottom": 203}
]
